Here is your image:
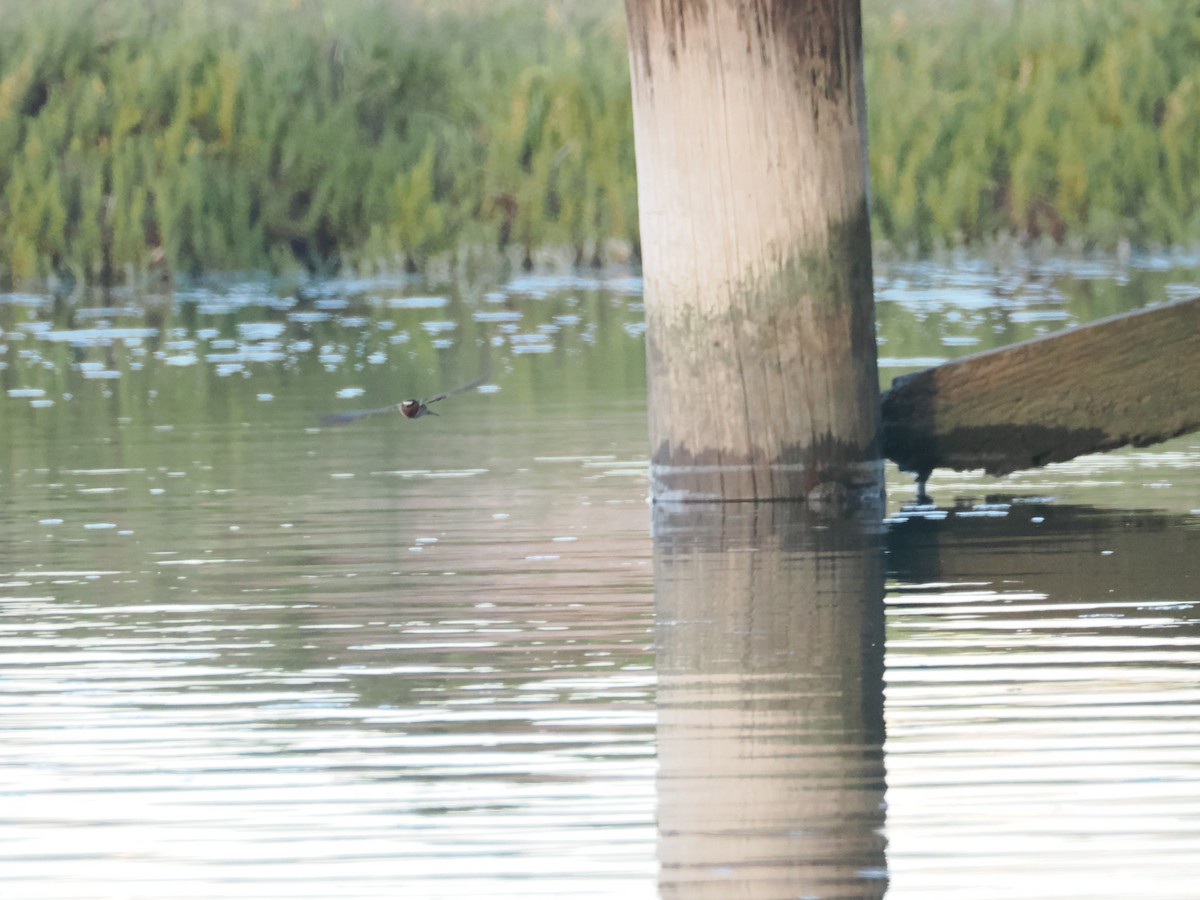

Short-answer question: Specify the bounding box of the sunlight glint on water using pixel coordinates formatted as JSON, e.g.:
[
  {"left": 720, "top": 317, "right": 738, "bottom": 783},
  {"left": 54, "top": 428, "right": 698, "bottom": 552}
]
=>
[
  {"left": 1, "top": 256, "right": 1199, "bottom": 898},
  {"left": 884, "top": 504, "right": 1200, "bottom": 899}
]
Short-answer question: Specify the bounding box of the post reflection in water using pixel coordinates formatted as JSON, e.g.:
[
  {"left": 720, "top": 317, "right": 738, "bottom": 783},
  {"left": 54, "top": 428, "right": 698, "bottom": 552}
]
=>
[{"left": 653, "top": 502, "right": 889, "bottom": 900}]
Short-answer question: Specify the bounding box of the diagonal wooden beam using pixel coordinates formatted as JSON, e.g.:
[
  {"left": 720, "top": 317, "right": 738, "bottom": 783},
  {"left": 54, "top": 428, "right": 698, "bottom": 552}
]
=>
[{"left": 881, "top": 295, "right": 1200, "bottom": 479}]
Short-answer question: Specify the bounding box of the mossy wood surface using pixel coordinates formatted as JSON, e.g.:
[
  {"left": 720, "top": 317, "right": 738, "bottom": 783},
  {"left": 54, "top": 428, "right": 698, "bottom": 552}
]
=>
[
  {"left": 626, "top": 0, "right": 881, "bottom": 503},
  {"left": 882, "top": 295, "right": 1200, "bottom": 477}
]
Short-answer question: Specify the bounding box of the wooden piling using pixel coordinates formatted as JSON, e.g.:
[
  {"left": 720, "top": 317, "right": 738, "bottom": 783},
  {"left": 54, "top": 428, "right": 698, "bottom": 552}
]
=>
[
  {"left": 882, "top": 295, "right": 1200, "bottom": 479},
  {"left": 624, "top": 0, "right": 881, "bottom": 503}
]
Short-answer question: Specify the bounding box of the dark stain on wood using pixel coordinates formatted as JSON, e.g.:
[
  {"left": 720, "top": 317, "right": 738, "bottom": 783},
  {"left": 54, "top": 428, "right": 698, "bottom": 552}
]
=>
[
  {"left": 882, "top": 295, "right": 1200, "bottom": 478},
  {"left": 626, "top": 0, "right": 864, "bottom": 122},
  {"left": 882, "top": 416, "right": 1112, "bottom": 479},
  {"left": 624, "top": 0, "right": 711, "bottom": 77},
  {"left": 652, "top": 430, "right": 880, "bottom": 503},
  {"left": 739, "top": 0, "right": 861, "bottom": 111}
]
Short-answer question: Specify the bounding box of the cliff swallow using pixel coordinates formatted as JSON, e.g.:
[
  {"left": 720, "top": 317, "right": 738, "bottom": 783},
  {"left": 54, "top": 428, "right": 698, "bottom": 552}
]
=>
[{"left": 320, "top": 372, "right": 488, "bottom": 427}]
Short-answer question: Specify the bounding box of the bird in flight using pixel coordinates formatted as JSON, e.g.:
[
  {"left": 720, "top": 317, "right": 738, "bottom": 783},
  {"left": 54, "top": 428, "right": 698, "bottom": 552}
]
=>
[{"left": 320, "top": 372, "right": 489, "bottom": 427}]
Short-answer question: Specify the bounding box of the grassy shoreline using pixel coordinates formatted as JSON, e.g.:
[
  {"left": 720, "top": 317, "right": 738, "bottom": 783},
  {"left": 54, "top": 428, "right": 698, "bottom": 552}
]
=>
[{"left": 0, "top": 0, "right": 1197, "bottom": 289}]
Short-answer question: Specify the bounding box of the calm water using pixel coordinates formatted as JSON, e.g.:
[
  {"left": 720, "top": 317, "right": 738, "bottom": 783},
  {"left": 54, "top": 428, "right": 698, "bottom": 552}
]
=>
[{"left": 1, "top": 255, "right": 1199, "bottom": 898}]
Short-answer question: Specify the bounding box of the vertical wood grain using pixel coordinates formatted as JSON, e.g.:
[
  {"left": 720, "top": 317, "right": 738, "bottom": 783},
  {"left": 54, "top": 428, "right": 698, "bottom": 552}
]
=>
[{"left": 625, "top": 0, "right": 881, "bottom": 502}]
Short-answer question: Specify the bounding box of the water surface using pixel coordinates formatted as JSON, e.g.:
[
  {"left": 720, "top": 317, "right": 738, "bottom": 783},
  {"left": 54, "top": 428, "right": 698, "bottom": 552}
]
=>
[{"left": 2, "top": 255, "right": 1199, "bottom": 898}]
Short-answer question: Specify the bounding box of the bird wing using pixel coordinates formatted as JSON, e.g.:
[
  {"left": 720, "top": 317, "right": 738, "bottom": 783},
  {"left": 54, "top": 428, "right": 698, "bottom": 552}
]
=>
[
  {"left": 424, "top": 371, "right": 490, "bottom": 405},
  {"left": 320, "top": 369, "right": 489, "bottom": 426},
  {"left": 319, "top": 404, "right": 403, "bottom": 427}
]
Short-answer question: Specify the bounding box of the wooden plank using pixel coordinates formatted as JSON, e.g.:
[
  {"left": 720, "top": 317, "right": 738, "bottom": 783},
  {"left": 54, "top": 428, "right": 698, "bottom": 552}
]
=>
[{"left": 881, "top": 295, "right": 1200, "bottom": 479}]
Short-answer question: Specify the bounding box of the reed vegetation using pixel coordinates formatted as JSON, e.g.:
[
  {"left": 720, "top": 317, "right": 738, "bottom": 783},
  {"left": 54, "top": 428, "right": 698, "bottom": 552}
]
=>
[
  {"left": 866, "top": 0, "right": 1200, "bottom": 255},
  {"left": 0, "top": 0, "right": 1197, "bottom": 288},
  {"left": 0, "top": 0, "right": 636, "bottom": 288}
]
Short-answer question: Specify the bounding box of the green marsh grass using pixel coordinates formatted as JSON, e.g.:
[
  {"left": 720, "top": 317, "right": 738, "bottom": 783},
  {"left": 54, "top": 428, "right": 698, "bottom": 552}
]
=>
[
  {"left": 866, "top": 0, "right": 1200, "bottom": 255},
  {"left": 0, "top": 0, "right": 1197, "bottom": 289}
]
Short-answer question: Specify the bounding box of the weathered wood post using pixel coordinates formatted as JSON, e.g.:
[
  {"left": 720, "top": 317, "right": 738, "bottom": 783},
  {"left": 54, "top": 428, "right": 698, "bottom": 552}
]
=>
[{"left": 624, "top": 0, "right": 881, "bottom": 502}]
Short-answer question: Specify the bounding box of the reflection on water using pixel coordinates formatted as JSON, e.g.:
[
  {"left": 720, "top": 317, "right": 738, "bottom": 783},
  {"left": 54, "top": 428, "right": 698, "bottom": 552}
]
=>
[
  {"left": 0, "top": 355, "right": 657, "bottom": 897},
  {"left": 1, "top": 255, "right": 1199, "bottom": 897},
  {"left": 885, "top": 503, "right": 1200, "bottom": 899},
  {"left": 653, "top": 504, "right": 887, "bottom": 899}
]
